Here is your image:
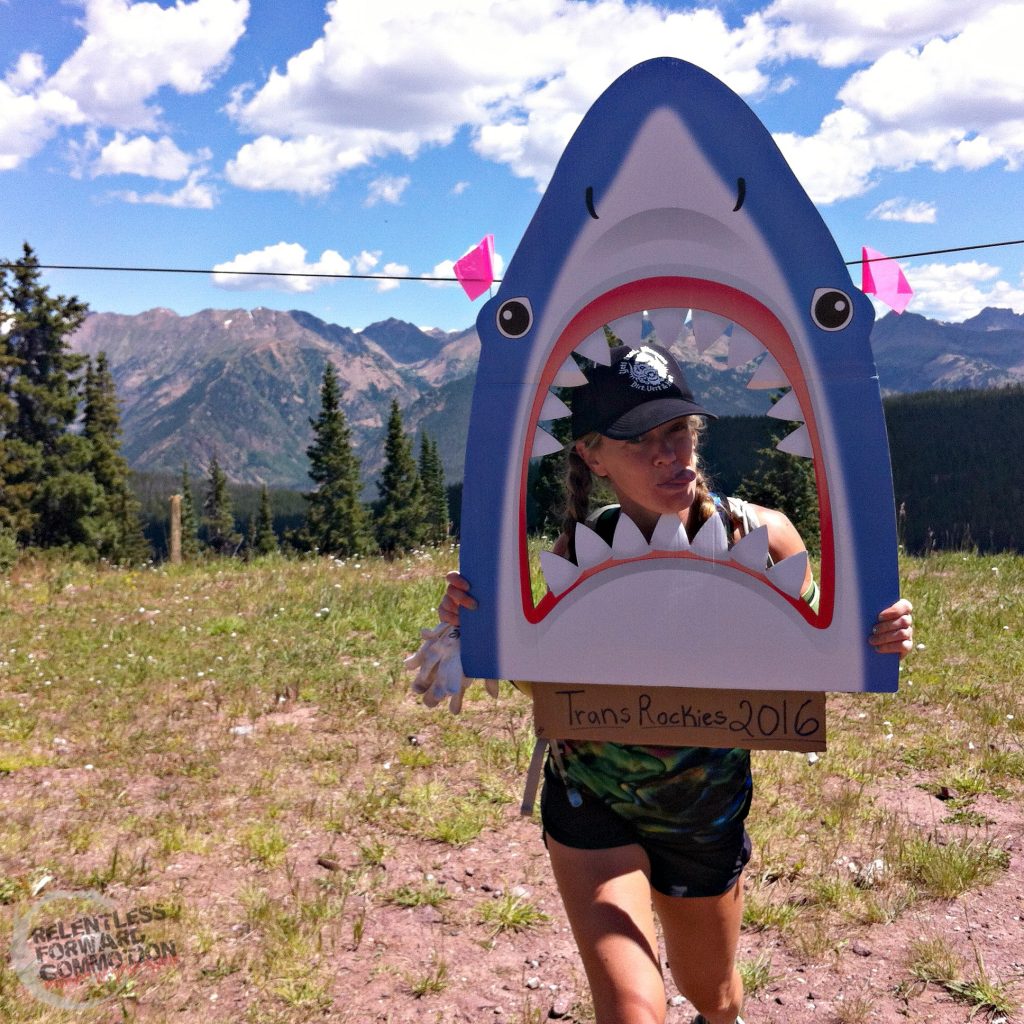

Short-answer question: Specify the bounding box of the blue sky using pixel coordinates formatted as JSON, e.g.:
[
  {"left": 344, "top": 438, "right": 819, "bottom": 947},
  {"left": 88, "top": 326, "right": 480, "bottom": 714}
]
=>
[{"left": 2, "top": 0, "right": 1023, "bottom": 331}]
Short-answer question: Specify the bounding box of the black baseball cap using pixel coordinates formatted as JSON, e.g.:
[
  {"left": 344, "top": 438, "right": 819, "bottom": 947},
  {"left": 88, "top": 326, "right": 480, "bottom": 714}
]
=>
[{"left": 570, "top": 343, "right": 716, "bottom": 440}]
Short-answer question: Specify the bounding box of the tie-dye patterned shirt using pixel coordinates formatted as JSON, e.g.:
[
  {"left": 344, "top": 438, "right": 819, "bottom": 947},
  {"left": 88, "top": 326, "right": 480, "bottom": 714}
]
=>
[{"left": 556, "top": 497, "right": 815, "bottom": 838}]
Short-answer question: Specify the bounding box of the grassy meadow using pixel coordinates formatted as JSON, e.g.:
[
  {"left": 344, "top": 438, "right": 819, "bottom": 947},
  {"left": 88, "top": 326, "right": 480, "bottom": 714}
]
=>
[{"left": 0, "top": 548, "right": 1021, "bottom": 1023}]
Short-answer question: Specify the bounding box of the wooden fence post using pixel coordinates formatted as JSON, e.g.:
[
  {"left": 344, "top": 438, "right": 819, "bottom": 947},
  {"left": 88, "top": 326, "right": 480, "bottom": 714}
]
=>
[{"left": 169, "top": 494, "right": 182, "bottom": 564}]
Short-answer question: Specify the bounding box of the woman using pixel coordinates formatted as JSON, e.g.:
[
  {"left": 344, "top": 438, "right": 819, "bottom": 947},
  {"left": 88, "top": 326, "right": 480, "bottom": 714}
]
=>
[{"left": 439, "top": 343, "right": 913, "bottom": 1024}]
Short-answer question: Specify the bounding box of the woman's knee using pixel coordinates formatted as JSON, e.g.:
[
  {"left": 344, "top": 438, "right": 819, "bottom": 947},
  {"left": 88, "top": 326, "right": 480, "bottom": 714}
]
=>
[{"left": 680, "top": 967, "right": 743, "bottom": 1024}]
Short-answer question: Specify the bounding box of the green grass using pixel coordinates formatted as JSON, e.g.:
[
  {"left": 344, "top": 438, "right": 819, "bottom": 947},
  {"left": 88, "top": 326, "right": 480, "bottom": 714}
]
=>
[
  {"left": 894, "top": 834, "right": 1010, "bottom": 899},
  {"left": 407, "top": 955, "right": 450, "bottom": 997},
  {"left": 0, "top": 549, "right": 1021, "bottom": 1021},
  {"left": 479, "top": 893, "right": 550, "bottom": 935},
  {"left": 737, "top": 951, "right": 776, "bottom": 995},
  {"left": 385, "top": 879, "right": 450, "bottom": 909},
  {"left": 907, "top": 937, "right": 1018, "bottom": 1019}
]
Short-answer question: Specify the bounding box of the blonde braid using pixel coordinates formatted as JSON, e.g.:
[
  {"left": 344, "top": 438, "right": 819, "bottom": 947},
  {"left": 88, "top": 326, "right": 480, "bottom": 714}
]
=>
[
  {"left": 686, "top": 416, "right": 741, "bottom": 539},
  {"left": 686, "top": 465, "right": 717, "bottom": 539},
  {"left": 562, "top": 442, "right": 597, "bottom": 539}
]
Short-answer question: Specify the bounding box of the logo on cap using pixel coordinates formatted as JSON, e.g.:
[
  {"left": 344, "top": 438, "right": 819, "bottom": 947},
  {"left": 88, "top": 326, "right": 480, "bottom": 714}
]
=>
[{"left": 618, "top": 346, "right": 674, "bottom": 392}]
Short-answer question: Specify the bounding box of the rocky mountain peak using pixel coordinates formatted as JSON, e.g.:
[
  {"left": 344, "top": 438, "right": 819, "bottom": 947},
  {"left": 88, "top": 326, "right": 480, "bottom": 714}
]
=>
[{"left": 69, "top": 304, "right": 1024, "bottom": 489}]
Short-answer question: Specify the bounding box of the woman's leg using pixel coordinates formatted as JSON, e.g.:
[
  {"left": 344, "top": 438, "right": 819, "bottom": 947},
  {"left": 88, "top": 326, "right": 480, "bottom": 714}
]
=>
[
  {"left": 653, "top": 879, "right": 744, "bottom": 1024},
  {"left": 546, "top": 836, "right": 668, "bottom": 1024}
]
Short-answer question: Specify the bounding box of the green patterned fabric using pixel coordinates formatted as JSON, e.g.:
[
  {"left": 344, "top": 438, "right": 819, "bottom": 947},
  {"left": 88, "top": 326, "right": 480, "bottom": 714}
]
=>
[
  {"left": 557, "top": 495, "right": 814, "bottom": 837},
  {"left": 559, "top": 739, "right": 752, "bottom": 837}
]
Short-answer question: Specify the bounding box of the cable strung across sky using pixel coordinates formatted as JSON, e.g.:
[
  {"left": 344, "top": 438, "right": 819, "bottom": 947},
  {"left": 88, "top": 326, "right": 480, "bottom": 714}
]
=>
[{"left": 4, "top": 239, "right": 1024, "bottom": 284}]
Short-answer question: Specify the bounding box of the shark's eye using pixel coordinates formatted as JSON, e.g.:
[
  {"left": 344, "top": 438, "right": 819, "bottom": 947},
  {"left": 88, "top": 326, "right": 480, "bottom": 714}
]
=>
[
  {"left": 811, "top": 288, "right": 853, "bottom": 331},
  {"left": 496, "top": 298, "right": 533, "bottom": 338}
]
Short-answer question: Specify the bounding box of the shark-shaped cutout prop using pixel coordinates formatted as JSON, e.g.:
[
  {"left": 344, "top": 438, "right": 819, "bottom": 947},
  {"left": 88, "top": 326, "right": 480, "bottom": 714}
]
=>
[{"left": 459, "top": 58, "right": 900, "bottom": 694}]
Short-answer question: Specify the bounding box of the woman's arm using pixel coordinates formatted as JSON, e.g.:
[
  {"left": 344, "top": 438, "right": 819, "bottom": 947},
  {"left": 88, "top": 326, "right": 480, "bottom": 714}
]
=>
[
  {"left": 748, "top": 504, "right": 813, "bottom": 592},
  {"left": 750, "top": 503, "right": 914, "bottom": 659}
]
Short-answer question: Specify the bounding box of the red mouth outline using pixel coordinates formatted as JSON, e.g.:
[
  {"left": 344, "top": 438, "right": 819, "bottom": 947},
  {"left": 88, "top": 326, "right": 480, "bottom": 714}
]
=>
[{"left": 518, "top": 276, "right": 835, "bottom": 628}]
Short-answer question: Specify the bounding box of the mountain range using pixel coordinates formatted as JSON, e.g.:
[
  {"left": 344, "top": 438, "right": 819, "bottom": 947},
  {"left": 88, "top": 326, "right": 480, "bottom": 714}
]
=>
[{"left": 69, "top": 305, "right": 1024, "bottom": 490}]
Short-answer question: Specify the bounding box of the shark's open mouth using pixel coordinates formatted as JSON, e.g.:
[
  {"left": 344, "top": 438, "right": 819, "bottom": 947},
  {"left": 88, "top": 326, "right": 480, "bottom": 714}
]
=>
[{"left": 518, "top": 276, "right": 834, "bottom": 629}]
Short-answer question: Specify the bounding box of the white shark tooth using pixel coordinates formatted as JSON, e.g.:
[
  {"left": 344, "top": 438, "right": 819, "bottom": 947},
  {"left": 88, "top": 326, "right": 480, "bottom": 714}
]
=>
[
  {"left": 539, "top": 391, "right": 571, "bottom": 421},
  {"left": 609, "top": 313, "right": 643, "bottom": 347},
  {"left": 650, "top": 513, "right": 690, "bottom": 552},
  {"left": 611, "top": 512, "right": 650, "bottom": 559},
  {"left": 539, "top": 550, "right": 582, "bottom": 596},
  {"left": 531, "top": 426, "right": 564, "bottom": 458},
  {"left": 766, "top": 550, "right": 808, "bottom": 598},
  {"left": 691, "top": 511, "right": 729, "bottom": 559},
  {"left": 575, "top": 329, "right": 613, "bottom": 365},
  {"left": 766, "top": 389, "right": 804, "bottom": 422},
  {"left": 729, "top": 524, "right": 769, "bottom": 572},
  {"left": 776, "top": 423, "right": 813, "bottom": 458},
  {"left": 746, "top": 352, "right": 790, "bottom": 389},
  {"left": 573, "top": 521, "right": 614, "bottom": 570},
  {"left": 725, "top": 325, "right": 765, "bottom": 368},
  {"left": 553, "top": 356, "right": 588, "bottom": 386},
  {"left": 691, "top": 310, "right": 729, "bottom": 353},
  {"left": 647, "top": 308, "right": 685, "bottom": 347}
]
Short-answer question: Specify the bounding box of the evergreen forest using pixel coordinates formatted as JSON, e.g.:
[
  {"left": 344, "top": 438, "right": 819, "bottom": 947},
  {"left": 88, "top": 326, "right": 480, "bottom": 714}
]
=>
[{"left": 3, "top": 244, "right": 1021, "bottom": 565}]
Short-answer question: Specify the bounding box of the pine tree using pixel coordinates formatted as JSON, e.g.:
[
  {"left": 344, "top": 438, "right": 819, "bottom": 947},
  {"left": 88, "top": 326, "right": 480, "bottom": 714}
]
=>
[
  {"left": 251, "top": 484, "right": 278, "bottom": 555},
  {"left": 304, "top": 363, "right": 374, "bottom": 556},
  {"left": 418, "top": 433, "right": 449, "bottom": 546},
  {"left": 179, "top": 463, "right": 201, "bottom": 559},
  {"left": 82, "top": 353, "right": 149, "bottom": 562},
  {"left": 375, "top": 400, "right": 426, "bottom": 554},
  {"left": 735, "top": 414, "right": 820, "bottom": 553},
  {"left": 202, "top": 454, "right": 241, "bottom": 555},
  {"left": 0, "top": 261, "right": 17, "bottom": 538},
  {"left": 0, "top": 243, "right": 91, "bottom": 549}
]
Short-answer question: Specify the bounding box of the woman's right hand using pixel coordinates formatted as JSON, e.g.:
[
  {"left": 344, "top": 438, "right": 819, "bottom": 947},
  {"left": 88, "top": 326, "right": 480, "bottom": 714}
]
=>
[{"left": 439, "top": 571, "right": 477, "bottom": 625}]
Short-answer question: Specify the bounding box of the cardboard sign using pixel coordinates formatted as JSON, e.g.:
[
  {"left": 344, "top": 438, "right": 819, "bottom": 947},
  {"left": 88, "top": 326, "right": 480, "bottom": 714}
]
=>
[
  {"left": 531, "top": 683, "right": 826, "bottom": 752},
  {"left": 458, "top": 58, "right": 901, "bottom": 695}
]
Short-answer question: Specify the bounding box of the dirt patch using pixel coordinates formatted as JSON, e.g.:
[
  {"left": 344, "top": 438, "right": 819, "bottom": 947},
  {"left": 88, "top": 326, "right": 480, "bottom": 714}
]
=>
[{"left": 4, "top": 695, "right": 1022, "bottom": 1024}]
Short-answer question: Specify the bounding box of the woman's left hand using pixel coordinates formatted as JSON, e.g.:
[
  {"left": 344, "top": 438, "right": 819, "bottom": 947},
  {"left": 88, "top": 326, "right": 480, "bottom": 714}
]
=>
[{"left": 869, "top": 598, "right": 914, "bottom": 659}]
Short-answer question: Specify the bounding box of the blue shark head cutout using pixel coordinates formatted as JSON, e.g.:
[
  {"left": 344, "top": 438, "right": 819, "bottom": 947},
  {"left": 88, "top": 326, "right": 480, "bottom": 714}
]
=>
[{"left": 459, "top": 58, "right": 899, "bottom": 693}]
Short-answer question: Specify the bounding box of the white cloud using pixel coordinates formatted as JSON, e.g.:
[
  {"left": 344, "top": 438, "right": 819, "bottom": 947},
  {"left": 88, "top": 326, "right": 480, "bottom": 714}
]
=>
[
  {"left": 50, "top": 0, "right": 249, "bottom": 130},
  {"left": 226, "top": 0, "right": 778, "bottom": 193},
  {"left": 0, "top": 79, "right": 84, "bottom": 169},
  {"left": 353, "top": 250, "right": 381, "bottom": 274},
  {"left": 212, "top": 242, "right": 358, "bottom": 292},
  {"left": 891, "top": 260, "right": 1024, "bottom": 321},
  {"left": 224, "top": 133, "right": 375, "bottom": 195},
  {"left": 92, "top": 132, "right": 210, "bottom": 180},
  {"left": 375, "top": 262, "right": 410, "bottom": 293},
  {"left": 837, "top": 8, "right": 1024, "bottom": 137},
  {"left": 451, "top": 181, "right": 470, "bottom": 196},
  {"left": 364, "top": 175, "right": 410, "bottom": 207},
  {"left": 112, "top": 170, "right": 217, "bottom": 208},
  {"left": 0, "top": 0, "right": 247, "bottom": 170},
  {"left": 426, "top": 258, "right": 459, "bottom": 289},
  {"left": 766, "top": 0, "right": 1008, "bottom": 66},
  {"left": 5, "top": 52, "right": 45, "bottom": 90},
  {"left": 211, "top": 242, "right": 411, "bottom": 292},
  {"left": 772, "top": 5, "right": 1024, "bottom": 202},
  {"left": 773, "top": 108, "right": 879, "bottom": 203},
  {"left": 869, "top": 198, "right": 937, "bottom": 223}
]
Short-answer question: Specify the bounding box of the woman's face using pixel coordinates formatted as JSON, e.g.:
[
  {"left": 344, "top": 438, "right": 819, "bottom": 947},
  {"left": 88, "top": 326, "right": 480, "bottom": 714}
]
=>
[{"left": 576, "top": 416, "right": 698, "bottom": 532}]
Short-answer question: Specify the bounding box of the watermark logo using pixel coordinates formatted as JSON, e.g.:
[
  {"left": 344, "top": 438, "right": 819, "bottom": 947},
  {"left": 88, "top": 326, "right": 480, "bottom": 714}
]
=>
[{"left": 10, "top": 890, "right": 179, "bottom": 1011}]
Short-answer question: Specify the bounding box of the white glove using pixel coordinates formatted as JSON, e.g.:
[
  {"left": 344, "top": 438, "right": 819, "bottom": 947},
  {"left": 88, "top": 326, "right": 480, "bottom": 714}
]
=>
[{"left": 405, "top": 623, "right": 499, "bottom": 714}]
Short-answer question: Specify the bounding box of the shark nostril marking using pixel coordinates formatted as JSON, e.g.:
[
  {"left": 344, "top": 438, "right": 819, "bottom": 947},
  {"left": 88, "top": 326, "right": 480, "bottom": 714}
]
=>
[
  {"left": 733, "top": 177, "right": 746, "bottom": 212},
  {"left": 585, "top": 186, "right": 599, "bottom": 219}
]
